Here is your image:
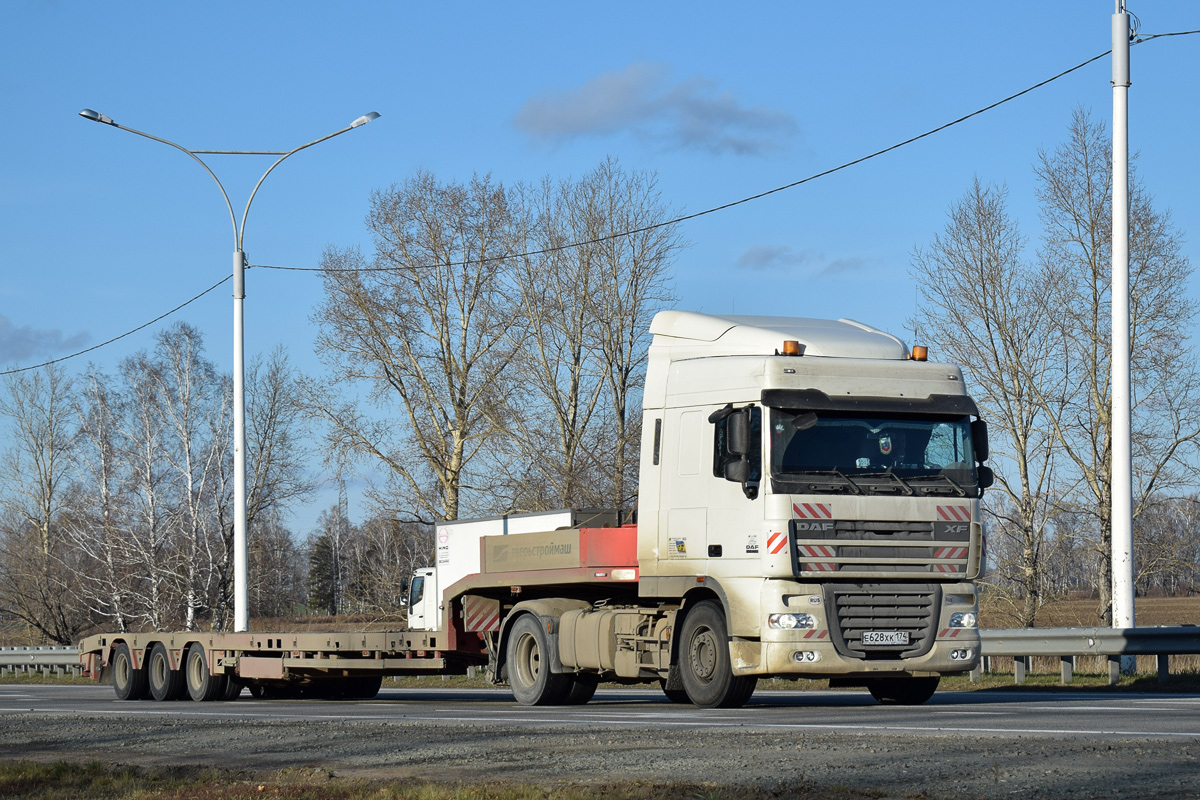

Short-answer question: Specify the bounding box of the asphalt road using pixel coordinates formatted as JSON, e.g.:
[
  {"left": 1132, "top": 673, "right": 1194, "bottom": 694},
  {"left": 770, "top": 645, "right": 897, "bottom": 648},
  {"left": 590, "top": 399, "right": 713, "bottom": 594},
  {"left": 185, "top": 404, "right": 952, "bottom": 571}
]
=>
[
  {"left": 3, "top": 684, "right": 1199, "bottom": 739},
  {"left": 2, "top": 684, "right": 1199, "bottom": 798}
]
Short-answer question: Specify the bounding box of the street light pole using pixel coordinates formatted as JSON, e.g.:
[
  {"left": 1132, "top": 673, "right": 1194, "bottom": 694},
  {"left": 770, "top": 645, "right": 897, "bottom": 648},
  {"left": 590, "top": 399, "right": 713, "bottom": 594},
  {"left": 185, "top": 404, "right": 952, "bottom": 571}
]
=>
[
  {"left": 79, "top": 108, "right": 380, "bottom": 632},
  {"left": 1110, "top": 3, "right": 1134, "bottom": 640}
]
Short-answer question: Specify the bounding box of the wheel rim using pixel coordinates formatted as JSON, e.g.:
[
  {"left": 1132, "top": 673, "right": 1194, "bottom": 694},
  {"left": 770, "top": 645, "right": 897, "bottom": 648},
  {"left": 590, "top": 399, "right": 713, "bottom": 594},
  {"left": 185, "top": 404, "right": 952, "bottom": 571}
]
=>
[
  {"left": 115, "top": 653, "right": 130, "bottom": 689},
  {"left": 151, "top": 652, "right": 166, "bottom": 688},
  {"left": 187, "top": 651, "right": 203, "bottom": 690},
  {"left": 514, "top": 632, "right": 540, "bottom": 689},
  {"left": 689, "top": 626, "right": 718, "bottom": 684}
]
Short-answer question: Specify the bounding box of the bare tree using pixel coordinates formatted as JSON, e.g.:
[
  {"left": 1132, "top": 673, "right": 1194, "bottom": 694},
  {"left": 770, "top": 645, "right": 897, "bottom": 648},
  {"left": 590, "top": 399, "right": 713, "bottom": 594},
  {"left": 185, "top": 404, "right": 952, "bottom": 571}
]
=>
[
  {"left": 912, "top": 179, "right": 1061, "bottom": 626},
  {"left": 0, "top": 364, "right": 76, "bottom": 555},
  {"left": 585, "top": 159, "right": 681, "bottom": 508},
  {"left": 1033, "top": 108, "right": 1200, "bottom": 623},
  {"left": 311, "top": 172, "right": 524, "bottom": 522},
  {"left": 151, "top": 323, "right": 226, "bottom": 631},
  {"left": 0, "top": 364, "right": 91, "bottom": 643},
  {"left": 64, "top": 372, "right": 133, "bottom": 632},
  {"left": 505, "top": 159, "right": 680, "bottom": 511}
]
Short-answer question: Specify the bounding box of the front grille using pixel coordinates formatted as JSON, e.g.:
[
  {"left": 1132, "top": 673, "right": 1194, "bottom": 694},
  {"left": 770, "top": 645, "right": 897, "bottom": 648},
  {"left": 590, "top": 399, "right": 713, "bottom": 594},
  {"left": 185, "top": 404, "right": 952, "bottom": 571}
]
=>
[
  {"left": 791, "top": 520, "right": 970, "bottom": 577},
  {"left": 825, "top": 583, "right": 940, "bottom": 660}
]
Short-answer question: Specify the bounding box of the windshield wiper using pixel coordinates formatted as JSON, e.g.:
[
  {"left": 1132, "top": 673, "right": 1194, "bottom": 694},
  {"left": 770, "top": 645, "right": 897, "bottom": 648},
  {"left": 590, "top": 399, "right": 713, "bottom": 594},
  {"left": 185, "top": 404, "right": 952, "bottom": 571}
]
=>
[
  {"left": 858, "top": 468, "right": 915, "bottom": 496},
  {"left": 909, "top": 473, "right": 969, "bottom": 497},
  {"left": 787, "top": 468, "right": 865, "bottom": 495}
]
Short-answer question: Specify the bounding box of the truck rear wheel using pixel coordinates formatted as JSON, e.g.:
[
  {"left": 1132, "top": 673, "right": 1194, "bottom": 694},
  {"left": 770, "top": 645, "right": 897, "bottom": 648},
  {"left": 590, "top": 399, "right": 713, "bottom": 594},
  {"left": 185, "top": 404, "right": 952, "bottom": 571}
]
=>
[
  {"left": 112, "top": 642, "right": 148, "bottom": 701},
  {"left": 507, "top": 614, "right": 571, "bottom": 705},
  {"left": 185, "top": 644, "right": 227, "bottom": 702},
  {"left": 678, "top": 600, "right": 757, "bottom": 709},
  {"left": 658, "top": 678, "right": 689, "bottom": 704},
  {"left": 565, "top": 674, "right": 598, "bottom": 705},
  {"left": 147, "top": 643, "right": 184, "bottom": 701},
  {"left": 866, "top": 676, "right": 939, "bottom": 705}
]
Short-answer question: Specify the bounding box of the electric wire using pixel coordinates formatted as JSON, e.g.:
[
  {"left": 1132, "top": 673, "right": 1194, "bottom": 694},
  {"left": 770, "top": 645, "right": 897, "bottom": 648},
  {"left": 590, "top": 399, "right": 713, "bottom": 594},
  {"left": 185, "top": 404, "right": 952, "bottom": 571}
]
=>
[
  {"left": 0, "top": 275, "right": 232, "bottom": 376},
  {"left": 6, "top": 32, "right": 1199, "bottom": 374},
  {"left": 257, "top": 47, "right": 1116, "bottom": 274}
]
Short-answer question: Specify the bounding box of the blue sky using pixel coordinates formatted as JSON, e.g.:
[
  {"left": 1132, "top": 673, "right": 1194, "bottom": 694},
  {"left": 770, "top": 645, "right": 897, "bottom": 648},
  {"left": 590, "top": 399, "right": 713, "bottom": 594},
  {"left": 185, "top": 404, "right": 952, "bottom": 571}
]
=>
[{"left": 2, "top": 2, "right": 1198, "bottom": 532}]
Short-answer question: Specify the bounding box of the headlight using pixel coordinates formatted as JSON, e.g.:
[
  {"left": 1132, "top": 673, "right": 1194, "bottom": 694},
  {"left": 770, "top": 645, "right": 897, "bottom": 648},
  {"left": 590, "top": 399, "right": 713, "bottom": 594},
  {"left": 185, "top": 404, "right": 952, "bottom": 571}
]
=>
[
  {"left": 768, "top": 613, "right": 816, "bottom": 630},
  {"left": 949, "top": 612, "right": 977, "bottom": 628}
]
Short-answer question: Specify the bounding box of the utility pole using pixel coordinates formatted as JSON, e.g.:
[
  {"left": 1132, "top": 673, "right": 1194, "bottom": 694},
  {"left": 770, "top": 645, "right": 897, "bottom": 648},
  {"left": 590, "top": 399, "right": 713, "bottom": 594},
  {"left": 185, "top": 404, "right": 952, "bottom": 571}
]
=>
[{"left": 1110, "top": 1, "right": 1135, "bottom": 646}]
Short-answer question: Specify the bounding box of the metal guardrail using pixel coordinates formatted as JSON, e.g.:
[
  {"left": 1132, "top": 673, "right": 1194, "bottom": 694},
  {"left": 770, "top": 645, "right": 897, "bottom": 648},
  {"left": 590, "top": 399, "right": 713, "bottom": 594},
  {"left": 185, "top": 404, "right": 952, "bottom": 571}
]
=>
[
  {"left": 0, "top": 646, "right": 81, "bottom": 677},
  {"left": 977, "top": 626, "right": 1200, "bottom": 685},
  {"left": 3, "top": 628, "right": 1199, "bottom": 686}
]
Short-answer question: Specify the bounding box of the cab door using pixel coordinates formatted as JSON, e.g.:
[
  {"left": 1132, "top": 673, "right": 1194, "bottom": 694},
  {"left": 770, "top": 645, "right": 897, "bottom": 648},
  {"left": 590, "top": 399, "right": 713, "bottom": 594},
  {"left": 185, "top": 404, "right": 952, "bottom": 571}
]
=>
[{"left": 407, "top": 567, "right": 438, "bottom": 631}]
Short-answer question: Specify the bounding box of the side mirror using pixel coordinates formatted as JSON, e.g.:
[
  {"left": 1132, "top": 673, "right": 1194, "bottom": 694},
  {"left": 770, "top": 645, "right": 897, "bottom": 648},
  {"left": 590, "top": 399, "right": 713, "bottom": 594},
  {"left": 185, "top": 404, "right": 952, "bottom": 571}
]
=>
[
  {"left": 977, "top": 466, "right": 995, "bottom": 490},
  {"left": 399, "top": 577, "right": 410, "bottom": 594},
  {"left": 724, "top": 459, "right": 750, "bottom": 483},
  {"left": 727, "top": 409, "right": 752, "bottom": 457},
  {"left": 971, "top": 419, "right": 989, "bottom": 463}
]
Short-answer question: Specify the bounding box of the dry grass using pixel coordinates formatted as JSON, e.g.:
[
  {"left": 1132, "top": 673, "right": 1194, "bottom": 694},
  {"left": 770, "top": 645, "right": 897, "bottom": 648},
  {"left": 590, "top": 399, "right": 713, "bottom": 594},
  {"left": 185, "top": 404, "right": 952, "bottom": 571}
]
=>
[
  {"left": 979, "top": 591, "right": 1200, "bottom": 629},
  {"left": 0, "top": 761, "right": 837, "bottom": 800}
]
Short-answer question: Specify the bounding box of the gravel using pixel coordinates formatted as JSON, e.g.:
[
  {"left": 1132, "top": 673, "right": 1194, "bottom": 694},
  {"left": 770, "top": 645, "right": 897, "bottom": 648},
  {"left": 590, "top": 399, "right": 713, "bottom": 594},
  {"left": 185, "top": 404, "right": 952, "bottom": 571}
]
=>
[{"left": 2, "top": 711, "right": 1199, "bottom": 798}]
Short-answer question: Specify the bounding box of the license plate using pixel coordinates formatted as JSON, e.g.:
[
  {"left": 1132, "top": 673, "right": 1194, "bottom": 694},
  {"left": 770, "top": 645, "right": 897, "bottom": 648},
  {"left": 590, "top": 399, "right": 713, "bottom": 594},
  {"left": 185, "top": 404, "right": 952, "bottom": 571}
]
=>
[{"left": 861, "top": 630, "right": 910, "bottom": 646}]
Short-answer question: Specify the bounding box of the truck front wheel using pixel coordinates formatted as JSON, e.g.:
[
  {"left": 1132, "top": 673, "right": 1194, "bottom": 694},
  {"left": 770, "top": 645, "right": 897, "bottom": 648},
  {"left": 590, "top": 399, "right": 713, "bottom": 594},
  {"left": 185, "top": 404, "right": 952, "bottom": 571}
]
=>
[
  {"left": 507, "top": 614, "right": 571, "bottom": 705},
  {"left": 866, "top": 676, "right": 940, "bottom": 705},
  {"left": 112, "top": 643, "right": 148, "bottom": 701},
  {"left": 678, "top": 600, "right": 757, "bottom": 709}
]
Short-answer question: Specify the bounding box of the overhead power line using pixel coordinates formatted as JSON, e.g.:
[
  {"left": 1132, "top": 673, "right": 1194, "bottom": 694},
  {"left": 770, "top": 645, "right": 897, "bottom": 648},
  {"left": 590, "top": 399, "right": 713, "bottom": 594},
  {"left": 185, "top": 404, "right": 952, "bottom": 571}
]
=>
[
  {"left": 6, "top": 32, "right": 1198, "bottom": 374},
  {"left": 260, "top": 47, "right": 1117, "bottom": 275},
  {"left": 0, "top": 276, "right": 231, "bottom": 376}
]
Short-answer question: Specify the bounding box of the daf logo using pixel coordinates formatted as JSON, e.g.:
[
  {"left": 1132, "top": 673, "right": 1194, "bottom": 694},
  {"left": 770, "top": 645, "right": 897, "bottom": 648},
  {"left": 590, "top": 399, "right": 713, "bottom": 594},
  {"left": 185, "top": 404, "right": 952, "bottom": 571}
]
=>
[{"left": 794, "top": 521, "right": 835, "bottom": 532}]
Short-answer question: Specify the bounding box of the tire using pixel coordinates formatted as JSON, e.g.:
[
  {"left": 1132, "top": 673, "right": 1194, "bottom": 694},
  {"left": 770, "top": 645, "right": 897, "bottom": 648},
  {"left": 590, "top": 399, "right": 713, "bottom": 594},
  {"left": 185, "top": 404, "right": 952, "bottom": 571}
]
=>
[
  {"left": 221, "top": 675, "right": 245, "bottom": 701},
  {"left": 565, "top": 674, "right": 598, "bottom": 705},
  {"left": 112, "top": 642, "right": 149, "bottom": 701},
  {"left": 867, "top": 676, "right": 940, "bottom": 705},
  {"left": 185, "top": 644, "right": 228, "bottom": 702},
  {"left": 658, "top": 678, "right": 690, "bottom": 704},
  {"left": 506, "top": 614, "right": 572, "bottom": 706},
  {"left": 678, "top": 600, "right": 757, "bottom": 709},
  {"left": 343, "top": 675, "right": 382, "bottom": 700},
  {"left": 147, "top": 643, "right": 184, "bottom": 701}
]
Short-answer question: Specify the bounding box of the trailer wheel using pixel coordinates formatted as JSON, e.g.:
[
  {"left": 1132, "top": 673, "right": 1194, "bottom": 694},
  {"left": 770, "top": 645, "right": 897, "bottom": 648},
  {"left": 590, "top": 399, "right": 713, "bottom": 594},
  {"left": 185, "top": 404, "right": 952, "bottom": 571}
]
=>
[
  {"left": 185, "top": 644, "right": 228, "bottom": 702},
  {"left": 678, "top": 600, "right": 757, "bottom": 709},
  {"left": 866, "top": 676, "right": 939, "bottom": 705},
  {"left": 221, "top": 675, "right": 245, "bottom": 701},
  {"left": 112, "top": 642, "right": 148, "bottom": 701},
  {"left": 147, "top": 643, "right": 184, "bottom": 701},
  {"left": 507, "top": 614, "right": 571, "bottom": 705}
]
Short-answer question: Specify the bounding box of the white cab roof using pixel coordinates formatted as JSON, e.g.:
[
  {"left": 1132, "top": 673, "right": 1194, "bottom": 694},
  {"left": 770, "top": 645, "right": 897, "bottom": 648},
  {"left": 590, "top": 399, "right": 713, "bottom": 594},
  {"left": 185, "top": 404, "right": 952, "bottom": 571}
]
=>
[{"left": 649, "top": 311, "right": 908, "bottom": 360}]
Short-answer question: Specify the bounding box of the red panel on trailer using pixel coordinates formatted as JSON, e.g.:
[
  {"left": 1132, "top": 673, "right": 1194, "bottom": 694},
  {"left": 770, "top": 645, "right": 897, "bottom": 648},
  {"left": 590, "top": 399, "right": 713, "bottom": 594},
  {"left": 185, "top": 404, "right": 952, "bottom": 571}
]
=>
[{"left": 581, "top": 525, "right": 638, "bottom": 567}]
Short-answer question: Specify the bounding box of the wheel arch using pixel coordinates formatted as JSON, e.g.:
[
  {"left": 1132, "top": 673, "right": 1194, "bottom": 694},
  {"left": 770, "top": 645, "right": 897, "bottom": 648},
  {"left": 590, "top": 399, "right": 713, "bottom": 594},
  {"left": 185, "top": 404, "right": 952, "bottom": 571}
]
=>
[{"left": 494, "top": 598, "right": 591, "bottom": 680}]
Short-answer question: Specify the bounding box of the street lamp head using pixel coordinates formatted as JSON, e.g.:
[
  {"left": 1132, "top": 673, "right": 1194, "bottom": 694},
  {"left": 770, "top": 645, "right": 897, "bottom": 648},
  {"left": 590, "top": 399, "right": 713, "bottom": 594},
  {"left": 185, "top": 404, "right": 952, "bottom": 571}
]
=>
[
  {"left": 79, "top": 108, "right": 116, "bottom": 125},
  {"left": 350, "top": 111, "right": 381, "bottom": 128}
]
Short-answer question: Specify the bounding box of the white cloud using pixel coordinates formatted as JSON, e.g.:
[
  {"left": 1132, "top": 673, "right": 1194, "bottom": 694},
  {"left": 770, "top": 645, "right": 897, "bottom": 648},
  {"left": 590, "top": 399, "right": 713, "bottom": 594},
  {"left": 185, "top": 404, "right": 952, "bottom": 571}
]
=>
[
  {"left": 0, "top": 315, "right": 89, "bottom": 364},
  {"left": 735, "top": 246, "right": 870, "bottom": 277},
  {"left": 514, "top": 62, "right": 797, "bottom": 156}
]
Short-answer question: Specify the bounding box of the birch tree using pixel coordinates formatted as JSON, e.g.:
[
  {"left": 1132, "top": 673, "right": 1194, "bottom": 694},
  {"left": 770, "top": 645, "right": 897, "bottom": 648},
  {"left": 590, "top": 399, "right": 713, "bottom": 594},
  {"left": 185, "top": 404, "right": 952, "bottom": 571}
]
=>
[
  {"left": 311, "top": 172, "right": 524, "bottom": 522},
  {"left": 912, "top": 179, "right": 1061, "bottom": 626}
]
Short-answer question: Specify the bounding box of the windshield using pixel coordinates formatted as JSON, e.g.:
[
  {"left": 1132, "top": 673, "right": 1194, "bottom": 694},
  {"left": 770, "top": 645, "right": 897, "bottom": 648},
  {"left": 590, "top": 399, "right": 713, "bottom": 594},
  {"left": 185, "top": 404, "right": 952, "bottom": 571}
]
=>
[{"left": 769, "top": 409, "right": 978, "bottom": 494}]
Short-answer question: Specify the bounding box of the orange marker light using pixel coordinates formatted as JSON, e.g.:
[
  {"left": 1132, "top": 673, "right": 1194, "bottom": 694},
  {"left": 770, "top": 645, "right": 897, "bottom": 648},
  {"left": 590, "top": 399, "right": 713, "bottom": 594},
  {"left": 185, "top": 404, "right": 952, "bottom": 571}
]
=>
[
  {"left": 911, "top": 346, "right": 928, "bottom": 362},
  {"left": 781, "top": 340, "right": 801, "bottom": 356}
]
